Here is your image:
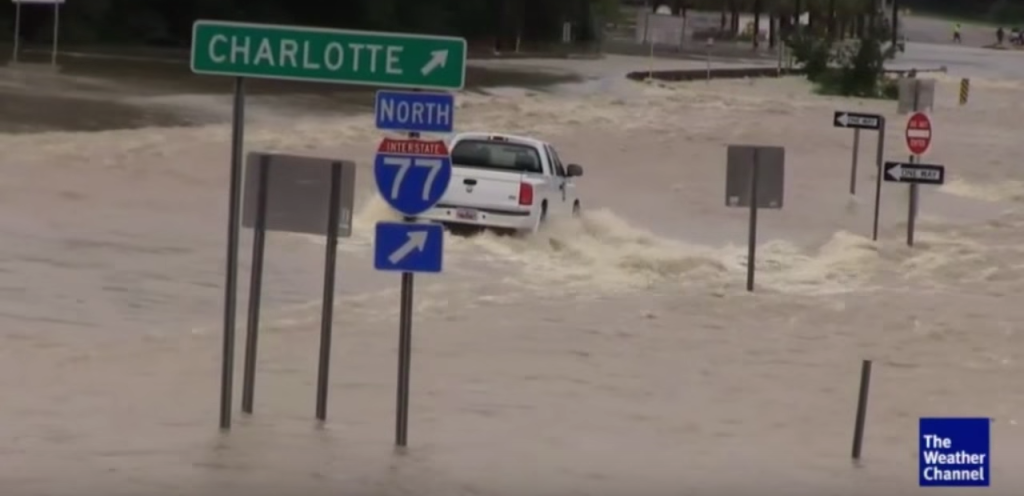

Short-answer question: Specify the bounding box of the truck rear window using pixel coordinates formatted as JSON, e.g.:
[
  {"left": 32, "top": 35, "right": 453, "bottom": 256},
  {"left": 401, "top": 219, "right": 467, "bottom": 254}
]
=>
[{"left": 450, "top": 140, "right": 542, "bottom": 173}]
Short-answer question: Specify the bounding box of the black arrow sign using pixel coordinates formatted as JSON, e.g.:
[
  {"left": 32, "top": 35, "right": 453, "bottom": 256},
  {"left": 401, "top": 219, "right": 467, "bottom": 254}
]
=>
[
  {"left": 833, "top": 111, "right": 883, "bottom": 130},
  {"left": 883, "top": 161, "right": 945, "bottom": 185}
]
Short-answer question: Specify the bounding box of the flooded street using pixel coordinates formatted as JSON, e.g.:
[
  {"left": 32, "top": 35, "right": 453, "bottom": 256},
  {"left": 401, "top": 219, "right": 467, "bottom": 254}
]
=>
[
  {"left": 1, "top": 39, "right": 1023, "bottom": 494},
  {"left": 0, "top": 50, "right": 580, "bottom": 133}
]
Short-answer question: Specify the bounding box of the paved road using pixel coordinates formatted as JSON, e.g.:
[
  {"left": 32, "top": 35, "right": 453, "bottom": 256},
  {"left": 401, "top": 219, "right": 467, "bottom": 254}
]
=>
[{"left": 901, "top": 14, "right": 999, "bottom": 46}]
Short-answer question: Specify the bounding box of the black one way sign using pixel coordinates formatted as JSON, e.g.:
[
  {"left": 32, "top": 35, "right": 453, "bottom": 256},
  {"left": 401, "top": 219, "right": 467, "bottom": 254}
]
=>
[
  {"left": 883, "top": 161, "right": 945, "bottom": 185},
  {"left": 834, "top": 111, "right": 882, "bottom": 130}
]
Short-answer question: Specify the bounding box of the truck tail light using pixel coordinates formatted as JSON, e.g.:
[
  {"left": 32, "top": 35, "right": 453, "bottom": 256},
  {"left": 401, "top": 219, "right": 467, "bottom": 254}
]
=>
[{"left": 518, "top": 182, "right": 533, "bottom": 206}]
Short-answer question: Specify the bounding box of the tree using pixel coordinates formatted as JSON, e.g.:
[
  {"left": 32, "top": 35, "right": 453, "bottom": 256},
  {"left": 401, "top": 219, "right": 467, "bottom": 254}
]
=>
[{"left": 3, "top": 0, "right": 618, "bottom": 46}]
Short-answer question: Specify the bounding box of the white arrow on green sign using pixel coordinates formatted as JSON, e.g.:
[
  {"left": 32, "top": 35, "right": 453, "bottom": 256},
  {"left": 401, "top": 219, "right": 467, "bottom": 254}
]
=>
[{"left": 190, "top": 21, "right": 467, "bottom": 90}]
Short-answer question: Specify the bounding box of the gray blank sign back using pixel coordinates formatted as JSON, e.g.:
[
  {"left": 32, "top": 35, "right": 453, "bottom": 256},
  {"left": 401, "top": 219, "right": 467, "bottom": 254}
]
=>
[
  {"left": 242, "top": 153, "right": 356, "bottom": 237},
  {"left": 725, "top": 145, "right": 785, "bottom": 209},
  {"left": 897, "top": 78, "right": 935, "bottom": 114}
]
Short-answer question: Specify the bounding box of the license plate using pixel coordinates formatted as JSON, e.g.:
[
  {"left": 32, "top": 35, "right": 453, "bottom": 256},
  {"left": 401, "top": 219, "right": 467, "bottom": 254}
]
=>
[{"left": 455, "top": 208, "right": 478, "bottom": 221}]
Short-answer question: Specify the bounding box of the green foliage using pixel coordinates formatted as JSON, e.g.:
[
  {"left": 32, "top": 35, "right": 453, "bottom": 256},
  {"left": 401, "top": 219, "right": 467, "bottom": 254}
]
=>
[
  {"left": 786, "top": 21, "right": 896, "bottom": 99},
  {"left": 785, "top": 32, "right": 833, "bottom": 81},
  {"left": 3, "top": 0, "right": 617, "bottom": 46}
]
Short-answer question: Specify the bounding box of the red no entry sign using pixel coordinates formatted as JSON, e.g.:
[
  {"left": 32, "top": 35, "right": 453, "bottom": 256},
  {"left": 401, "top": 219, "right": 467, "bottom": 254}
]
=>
[{"left": 906, "top": 112, "right": 932, "bottom": 156}]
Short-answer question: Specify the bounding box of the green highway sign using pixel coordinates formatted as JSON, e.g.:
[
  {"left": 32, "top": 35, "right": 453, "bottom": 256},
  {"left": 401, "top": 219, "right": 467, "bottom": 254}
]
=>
[{"left": 190, "top": 21, "right": 467, "bottom": 90}]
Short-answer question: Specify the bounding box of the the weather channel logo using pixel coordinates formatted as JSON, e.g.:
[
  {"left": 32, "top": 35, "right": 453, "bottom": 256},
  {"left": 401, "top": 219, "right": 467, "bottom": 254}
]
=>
[{"left": 919, "top": 417, "right": 990, "bottom": 487}]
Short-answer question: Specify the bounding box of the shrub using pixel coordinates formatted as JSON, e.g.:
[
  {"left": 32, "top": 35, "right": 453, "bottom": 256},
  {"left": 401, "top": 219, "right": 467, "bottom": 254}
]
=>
[
  {"left": 786, "top": 22, "right": 897, "bottom": 99},
  {"left": 786, "top": 32, "right": 833, "bottom": 82}
]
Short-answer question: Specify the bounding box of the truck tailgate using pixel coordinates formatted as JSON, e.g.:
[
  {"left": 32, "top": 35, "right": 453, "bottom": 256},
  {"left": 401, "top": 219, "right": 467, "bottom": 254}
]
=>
[{"left": 442, "top": 167, "right": 526, "bottom": 211}]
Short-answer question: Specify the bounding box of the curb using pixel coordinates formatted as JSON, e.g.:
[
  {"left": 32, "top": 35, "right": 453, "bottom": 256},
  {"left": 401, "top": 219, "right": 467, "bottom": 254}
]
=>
[{"left": 626, "top": 66, "right": 805, "bottom": 82}]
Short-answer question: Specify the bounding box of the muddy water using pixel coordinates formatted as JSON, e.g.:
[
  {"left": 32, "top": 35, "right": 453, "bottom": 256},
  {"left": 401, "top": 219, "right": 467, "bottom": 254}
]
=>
[
  {"left": 0, "top": 51, "right": 579, "bottom": 133},
  {"left": 1, "top": 51, "right": 1024, "bottom": 495}
]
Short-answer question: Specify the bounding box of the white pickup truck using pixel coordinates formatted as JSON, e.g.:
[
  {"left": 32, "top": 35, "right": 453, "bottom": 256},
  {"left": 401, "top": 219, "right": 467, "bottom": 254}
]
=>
[{"left": 415, "top": 132, "right": 584, "bottom": 235}]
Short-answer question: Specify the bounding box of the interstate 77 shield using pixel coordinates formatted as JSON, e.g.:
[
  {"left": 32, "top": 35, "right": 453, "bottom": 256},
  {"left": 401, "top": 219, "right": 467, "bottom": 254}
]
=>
[{"left": 372, "top": 137, "right": 453, "bottom": 216}]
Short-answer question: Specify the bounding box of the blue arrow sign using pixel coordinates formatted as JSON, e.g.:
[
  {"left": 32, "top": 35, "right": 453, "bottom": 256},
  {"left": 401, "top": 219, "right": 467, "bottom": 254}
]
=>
[
  {"left": 374, "top": 222, "right": 444, "bottom": 273},
  {"left": 375, "top": 90, "right": 455, "bottom": 134},
  {"left": 373, "top": 138, "right": 452, "bottom": 216}
]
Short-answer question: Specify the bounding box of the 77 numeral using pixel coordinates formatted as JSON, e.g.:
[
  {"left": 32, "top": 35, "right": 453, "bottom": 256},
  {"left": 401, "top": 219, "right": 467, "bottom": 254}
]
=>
[{"left": 382, "top": 157, "right": 443, "bottom": 201}]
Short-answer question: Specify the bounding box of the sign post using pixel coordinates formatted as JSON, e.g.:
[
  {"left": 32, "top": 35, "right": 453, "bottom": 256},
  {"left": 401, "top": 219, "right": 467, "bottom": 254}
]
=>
[
  {"left": 367, "top": 37, "right": 462, "bottom": 446},
  {"left": 870, "top": 117, "right": 887, "bottom": 242},
  {"left": 833, "top": 111, "right": 884, "bottom": 197},
  {"left": 191, "top": 19, "right": 465, "bottom": 431},
  {"left": 725, "top": 145, "right": 785, "bottom": 292},
  {"left": 10, "top": 0, "right": 64, "bottom": 68},
  {"left": 237, "top": 153, "right": 356, "bottom": 418},
  {"left": 904, "top": 110, "right": 932, "bottom": 246},
  {"left": 372, "top": 135, "right": 453, "bottom": 448}
]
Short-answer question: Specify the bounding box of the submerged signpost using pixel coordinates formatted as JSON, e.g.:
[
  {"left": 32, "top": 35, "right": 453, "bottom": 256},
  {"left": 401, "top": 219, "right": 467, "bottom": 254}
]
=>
[
  {"left": 833, "top": 111, "right": 884, "bottom": 197},
  {"left": 361, "top": 29, "right": 464, "bottom": 449},
  {"left": 372, "top": 109, "right": 456, "bottom": 448},
  {"left": 901, "top": 110, "right": 934, "bottom": 246},
  {"left": 10, "top": 0, "right": 64, "bottom": 68},
  {"left": 725, "top": 145, "right": 785, "bottom": 292},
  {"left": 238, "top": 153, "right": 356, "bottom": 420},
  {"left": 832, "top": 110, "right": 887, "bottom": 241},
  {"left": 874, "top": 75, "right": 943, "bottom": 248},
  {"left": 191, "top": 19, "right": 466, "bottom": 431}
]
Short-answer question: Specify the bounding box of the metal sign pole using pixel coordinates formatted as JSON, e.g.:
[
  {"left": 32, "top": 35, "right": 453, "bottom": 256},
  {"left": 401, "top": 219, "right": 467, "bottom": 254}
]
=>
[
  {"left": 849, "top": 128, "right": 861, "bottom": 195},
  {"left": 395, "top": 129, "right": 420, "bottom": 447},
  {"left": 871, "top": 117, "right": 886, "bottom": 241},
  {"left": 241, "top": 155, "right": 270, "bottom": 415},
  {"left": 907, "top": 158, "right": 917, "bottom": 246},
  {"left": 706, "top": 38, "right": 712, "bottom": 83},
  {"left": 776, "top": 33, "right": 783, "bottom": 76},
  {"left": 12, "top": 2, "right": 20, "bottom": 63},
  {"left": 907, "top": 79, "right": 920, "bottom": 247},
  {"left": 396, "top": 265, "right": 414, "bottom": 446},
  {"left": 51, "top": 2, "right": 59, "bottom": 66},
  {"left": 315, "top": 163, "right": 343, "bottom": 422},
  {"left": 746, "top": 149, "right": 760, "bottom": 292},
  {"left": 220, "top": 77, "right": 246, "bottom": 431},
  {"left": 850, "top": 359, "right": 873, "bottom": 460}
]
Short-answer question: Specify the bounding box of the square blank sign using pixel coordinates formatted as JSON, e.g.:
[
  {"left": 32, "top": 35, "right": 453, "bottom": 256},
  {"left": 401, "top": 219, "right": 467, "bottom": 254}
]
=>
[
  {"left": 725, "top": 145, "right": 784, "bottom": 209},
  {"left": 241, "top": 152, "right": 356, "bottom": 237},
  {"left": 898, "top": 78, "right": 935, "bottom": 114}
]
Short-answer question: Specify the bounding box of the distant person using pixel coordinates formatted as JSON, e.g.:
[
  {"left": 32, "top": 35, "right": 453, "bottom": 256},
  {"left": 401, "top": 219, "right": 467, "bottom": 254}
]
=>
[
  {"left": 997, "top": 27, "right": 1005, "bottom": 45},
  {"left": 952, "top": 23, "right": 962, "bottom": 44}
]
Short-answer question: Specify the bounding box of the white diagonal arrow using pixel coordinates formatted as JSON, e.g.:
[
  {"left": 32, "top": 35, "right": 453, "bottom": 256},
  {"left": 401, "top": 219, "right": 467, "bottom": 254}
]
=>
[
  {"left": 886, "top": 163, "right": 902, "bottom": 180},
  {"left": 836, "top": 112, "right": 849, "bottom": 127},
  {"left": 420, "top": 50, "right": 449, "bottom": 76},
  {"left": 388, "top": 231, "right": 429, "bottom": 264}
]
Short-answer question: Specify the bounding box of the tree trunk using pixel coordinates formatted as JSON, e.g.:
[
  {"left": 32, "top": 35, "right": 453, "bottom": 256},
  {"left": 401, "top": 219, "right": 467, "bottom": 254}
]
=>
[
  {"left": 828, "top": 0, "right": 836, "bottom": 39},
  {"left": 753, "top": 0, "right": 761, "bottom": 48},
  {"left": 730, "top": 1, "right": 740, "bottom": 35},
  {"left": 793, "top": 0, "right": 801, "bottom": 33},
  {"left": 769, "top": 12, "right": 776, "bottom": 48}
]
